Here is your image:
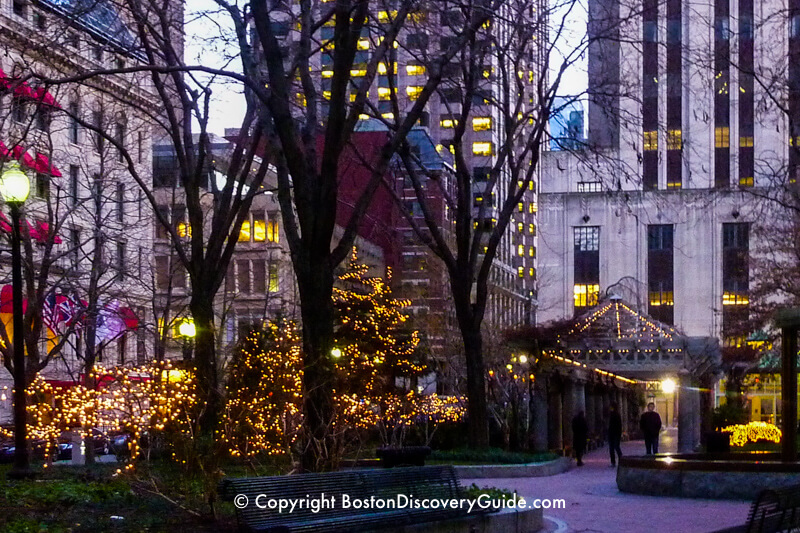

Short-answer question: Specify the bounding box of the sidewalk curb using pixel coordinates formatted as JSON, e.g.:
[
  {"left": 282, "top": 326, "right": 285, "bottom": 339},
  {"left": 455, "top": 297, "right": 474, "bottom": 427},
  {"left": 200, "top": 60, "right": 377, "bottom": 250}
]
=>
[{"left": 454, "top": 457, "right": 572, "bottom": 478}]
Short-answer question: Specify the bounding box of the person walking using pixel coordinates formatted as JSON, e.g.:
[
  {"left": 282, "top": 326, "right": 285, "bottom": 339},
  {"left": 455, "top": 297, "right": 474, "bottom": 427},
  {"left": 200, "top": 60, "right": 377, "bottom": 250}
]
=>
[
  {"left": 608, "top": 402, "right": 623, "bottom": 466},
  {"left": 572, "top": 411, "right": 588, "bottom": 466},
  {"left": 639, "top": 402, "right": 663, "bottom": 454}
]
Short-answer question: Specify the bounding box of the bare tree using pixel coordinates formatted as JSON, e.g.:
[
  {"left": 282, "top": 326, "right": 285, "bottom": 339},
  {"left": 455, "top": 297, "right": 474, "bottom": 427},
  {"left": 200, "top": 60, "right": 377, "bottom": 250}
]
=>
[{"left": 384, "top": 0, "right": 588, "bottom": 446}]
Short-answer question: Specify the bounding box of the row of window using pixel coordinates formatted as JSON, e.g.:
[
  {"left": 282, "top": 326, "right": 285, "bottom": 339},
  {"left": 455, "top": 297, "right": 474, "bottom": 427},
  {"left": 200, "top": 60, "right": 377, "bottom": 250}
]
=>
[
  {"left": 156, "top": 257, "right": 280, "bottom": 295},
  {"left": 572, "top": 223, "right": 750, "bottom": 325}
]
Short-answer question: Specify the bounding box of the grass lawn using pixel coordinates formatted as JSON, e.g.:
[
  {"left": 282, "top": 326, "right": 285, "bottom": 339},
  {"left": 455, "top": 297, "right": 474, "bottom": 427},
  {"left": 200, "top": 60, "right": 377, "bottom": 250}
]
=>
[{"left": 0, "top": 459, "right": 289, "bottom": 532}]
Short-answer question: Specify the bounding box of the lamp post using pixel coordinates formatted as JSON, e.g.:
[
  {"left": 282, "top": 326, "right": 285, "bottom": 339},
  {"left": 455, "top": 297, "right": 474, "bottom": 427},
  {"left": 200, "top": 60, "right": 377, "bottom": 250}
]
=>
[
  {"left": 1, "top": 161, "right": 30, "bottom": 479},
  {"left": 178, "top": 318, "right": 196, "bottom": 361}
]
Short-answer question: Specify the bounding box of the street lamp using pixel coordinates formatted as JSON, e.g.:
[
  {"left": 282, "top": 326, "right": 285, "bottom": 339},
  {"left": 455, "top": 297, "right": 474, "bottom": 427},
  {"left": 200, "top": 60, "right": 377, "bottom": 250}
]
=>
[
  {"left": 178, "top": 318, "right": 196, "bottom": 361},
  {"left": 2, "top": 161, "right": 30, "bottom": 479}
]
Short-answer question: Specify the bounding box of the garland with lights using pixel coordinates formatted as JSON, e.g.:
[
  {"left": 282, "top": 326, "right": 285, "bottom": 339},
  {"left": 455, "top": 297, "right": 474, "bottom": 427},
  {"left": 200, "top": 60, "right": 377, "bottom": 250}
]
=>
[{"left": 721, "top": 421, "right": 782, "bottom": 447}]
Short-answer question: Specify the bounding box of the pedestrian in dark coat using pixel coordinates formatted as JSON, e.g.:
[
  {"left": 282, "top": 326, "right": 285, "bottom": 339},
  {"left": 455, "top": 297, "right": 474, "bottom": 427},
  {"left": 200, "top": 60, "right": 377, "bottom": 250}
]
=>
[
  {"left": 608, "top": 402, "right": 623, "bottom": 466},
  {"left": 640, "top": 402, "right": 663, "bottom": 454},
  {"left": 572, "top": 411, "right": 589, "bottom": 466}
]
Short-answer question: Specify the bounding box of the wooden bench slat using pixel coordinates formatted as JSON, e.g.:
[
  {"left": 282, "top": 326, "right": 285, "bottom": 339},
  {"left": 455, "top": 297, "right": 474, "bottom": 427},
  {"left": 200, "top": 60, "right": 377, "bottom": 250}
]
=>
[{"left": 219, "top": 466, "right": 484, "bottom": 533}]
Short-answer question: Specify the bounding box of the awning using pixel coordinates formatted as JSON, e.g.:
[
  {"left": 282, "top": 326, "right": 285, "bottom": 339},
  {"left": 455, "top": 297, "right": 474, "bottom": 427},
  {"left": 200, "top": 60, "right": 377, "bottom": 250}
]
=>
[
  {"left": 0, "top": 143, "right": 62, "bottom": 177},
  {"left": 119, "top": 306, "right": 139, "bottom": 330},
  {"left": 34, "top": 153, "right": 62, "bottom": 177},
  {"left": 0, "top": 212, "right": 63, "bottom": 244},
  {"left": 0, "top": 284, "right": 28, "bottom": 314},
  {"left": 32, "top": 87, "right": 61, "bottom": 109}
]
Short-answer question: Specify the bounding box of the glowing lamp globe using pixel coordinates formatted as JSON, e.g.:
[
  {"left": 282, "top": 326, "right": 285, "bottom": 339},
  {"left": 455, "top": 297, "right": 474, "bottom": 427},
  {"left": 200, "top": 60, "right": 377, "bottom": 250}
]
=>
[
  {"left": 0, "top": 162, "right": 29, "bottom": 204},
  {"left": 518, "top": 355, "right": 528, "bottom": 364},
  {"left": 178, "top": 320, "right": 196, "bottom": 338},
  {"left": 661, "top": 378, "right": 676, "bottom": 394},
  {"left": 331, "top": 348, "right": 342, "bottom": 358}
]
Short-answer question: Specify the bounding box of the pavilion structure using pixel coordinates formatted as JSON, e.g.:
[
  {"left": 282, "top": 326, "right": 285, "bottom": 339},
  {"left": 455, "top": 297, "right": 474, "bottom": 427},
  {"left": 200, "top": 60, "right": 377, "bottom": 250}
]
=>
[{"left": 532, "top": 295, "right": 721, "bottom": 453}]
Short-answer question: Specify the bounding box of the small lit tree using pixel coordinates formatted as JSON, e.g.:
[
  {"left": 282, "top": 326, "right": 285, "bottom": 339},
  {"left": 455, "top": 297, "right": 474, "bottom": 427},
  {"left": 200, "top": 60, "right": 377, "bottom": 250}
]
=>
[
  {"left": 221, "top": 319, "right": 303, "bottom": 459},
  {"left": 333, "top": 251, "right": 424, "bottom": 396}
]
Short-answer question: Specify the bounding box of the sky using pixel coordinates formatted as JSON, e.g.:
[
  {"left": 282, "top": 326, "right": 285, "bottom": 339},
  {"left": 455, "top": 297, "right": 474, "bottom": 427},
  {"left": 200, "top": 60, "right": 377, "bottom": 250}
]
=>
[{"left": 185, "top": 1, "right": 589, "bottom": 137}]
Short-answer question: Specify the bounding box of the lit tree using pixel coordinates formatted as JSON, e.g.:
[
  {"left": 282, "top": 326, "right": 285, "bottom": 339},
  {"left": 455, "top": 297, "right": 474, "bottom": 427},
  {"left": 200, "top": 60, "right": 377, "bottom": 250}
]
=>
[
  {"left": 333, "top": 251, "right": 424, "bottom": 396},
  {"left": 222, "top": 319, "right": 303, "bottom": 459}
]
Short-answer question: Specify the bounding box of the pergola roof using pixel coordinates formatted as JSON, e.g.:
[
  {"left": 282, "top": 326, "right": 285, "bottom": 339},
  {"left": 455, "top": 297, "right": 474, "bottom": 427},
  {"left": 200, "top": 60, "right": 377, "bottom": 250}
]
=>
[{"left": 551, "top": 296, "right": 720, "bottom": 379}]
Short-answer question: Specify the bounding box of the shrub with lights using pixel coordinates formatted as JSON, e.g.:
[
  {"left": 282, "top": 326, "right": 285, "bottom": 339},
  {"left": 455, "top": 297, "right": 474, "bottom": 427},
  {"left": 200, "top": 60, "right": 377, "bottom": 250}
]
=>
[
  {"left": 21, "top": 361, "right": 197, "bottom": 469},
  {"left": 721, "top": 421, "right": 782, "bottom": 447}
]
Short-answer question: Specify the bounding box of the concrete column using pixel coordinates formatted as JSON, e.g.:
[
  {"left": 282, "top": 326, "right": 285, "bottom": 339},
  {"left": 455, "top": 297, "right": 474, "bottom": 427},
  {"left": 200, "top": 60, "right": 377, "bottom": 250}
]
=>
[
  {"left": 595, "top": 389, "right": 605, "bottom": 441},
  {"left": 562, "top": 380, "right": 576, "bottom": 448},
  {"left": 620, "top": 391, "right": 629, "bottom": 436},
  {"left": 678, "top": 371, "right": 699, "bottom": 453},
  {"left": 532, "top": 375, "right": 549, "bottom": 453},
  {"left": 585, "top": 387, "right": 597, "bottom": 437},
  {"left": 575, "top": 381, "right": 586, "bottom": 416},
  {"left": 548, "top": 387, "right": 563, "bottom": 450}
]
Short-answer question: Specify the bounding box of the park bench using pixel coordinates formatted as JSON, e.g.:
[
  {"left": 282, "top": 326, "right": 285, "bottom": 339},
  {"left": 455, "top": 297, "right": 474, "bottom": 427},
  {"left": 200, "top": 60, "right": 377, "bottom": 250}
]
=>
[
  {"left": 218, "top": 465, "right": 488, "bottom": 532},
  {"left": 712, "top": 484, "right": 800, "bottom": 533}
]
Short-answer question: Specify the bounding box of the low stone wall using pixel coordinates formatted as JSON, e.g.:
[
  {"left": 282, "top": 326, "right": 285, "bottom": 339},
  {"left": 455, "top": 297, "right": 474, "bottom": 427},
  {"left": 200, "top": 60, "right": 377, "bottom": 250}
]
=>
[
  {"left": 617, "top": 455, "right": 800, "bottom": 500},
  {"left": 454, "top": 457, "right": 572, "bottom": 479},
  {"left": 399, "top": 507, "right": 543, "bottom": 533}
]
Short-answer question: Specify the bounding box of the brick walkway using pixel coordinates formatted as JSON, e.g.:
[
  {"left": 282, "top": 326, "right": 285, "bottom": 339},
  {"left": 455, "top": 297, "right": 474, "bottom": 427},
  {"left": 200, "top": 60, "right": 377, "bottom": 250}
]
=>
[{"left": 462, "top": 428, "right": 751, "bottom": 533}]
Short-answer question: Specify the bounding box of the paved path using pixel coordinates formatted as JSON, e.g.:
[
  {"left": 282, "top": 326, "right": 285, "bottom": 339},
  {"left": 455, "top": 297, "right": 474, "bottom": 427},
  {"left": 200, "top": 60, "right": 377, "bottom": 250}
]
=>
[{"left": 463, "top": 428, "right": 751, "bottom": 533}]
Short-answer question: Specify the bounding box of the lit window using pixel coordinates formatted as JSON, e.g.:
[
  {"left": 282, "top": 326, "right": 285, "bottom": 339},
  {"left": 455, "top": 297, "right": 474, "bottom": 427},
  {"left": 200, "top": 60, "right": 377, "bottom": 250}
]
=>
[
  {"left": 253, "top": 215, "right": 266, "bottom": 242},
  {"left": 323, "top": 91, "right": 331, "bottom": 99},
  {"left": 295, "top": 93, "right": 306, "bottom": 107},
  {"left": 715, "top": 127, "right": 730, "bottom": 148},
  {"left": 649, "top": 291, "right": 674, "bottom": 306},
  {"left": 740, "top": 136, "right": 753, "bottom": 147},
  {"left": 739, "top": 176, "right": 754, "bottom": 187},
  {"left": 177, "top": 222, "right": 191, "bottom": 238},
  {"left": 529, "top": 223, "right": 535, "bottom": 235},
  {"left": 357, "top": 38, "right": 370, "bottom": 50},
  {"left": 322, "top": 70, "right": 333, "bottom": 78},
  {"left": 375, "top": 62, "right": 397, "bottom": 75},
  {"left": 472, "top": 142, "right": 493, "bottom": 156},
  {"left": 528, "top": 246, "right": 535, "bottom": 257},
  {"left": 267, "top": 218, "right": 280, "bottom": 243},
  {"left": 408, "top": 11, "right": 427, "bottom": 23},
  {"left": 723, "top": 292, "right": 749, "bottom": 305},
  {"left": 643, "top": 130, "right": 658, "bottom": 151},
  {"left": 239, "top": 220, "right": 251, "bottom": 242},
  {"left": 440, "top": 117, "right": 458, "bottom": 128},
  {"left": 666, "top": 180, "right": 682, "bottom": 189},
  {"left": 667, "top": 129, "right": 682, "bottom": 150},
  {"left": 378, "top": 10, "right": 397, "bottom": 22},
  {"left": 382, "top": 112, "right": 394, "bottom": 119},
  {"left": 528, "top": 202, "right": 537, "bottom": 213},
  {"left": 573, "top": 284, "right": 600, "bottom": 308},
  {"left": 517, "top": 244, "right": 524, "bottom": 256},
  {"left": 350, "top": 68, "right": 367, "bottom": 77},
  {"left": 407, "top": 86, "right": 423, "bottom": 100},
  {"left": 473, "top": 117, "right": 492, "bottom": 131},
  {"left": 517, "top": 222, "right": 524, "bottom": 233},
  {"left": 518, "top": 202, "right": 524, "bottom": 212},
  {"left": 518, "top": 267, "right": 524, "bottom": 278},
  {"left": 378, "top": 87, "right": 392, "bottom": 100},
  {"left": 268, "top": 263, "right": 279, "bottom": 292},
  {"left": 406, "top": 64, "right": 426, "bottom": 75},
  {"left": 529, "top": 268, "right": 535, "bottom": 277}
]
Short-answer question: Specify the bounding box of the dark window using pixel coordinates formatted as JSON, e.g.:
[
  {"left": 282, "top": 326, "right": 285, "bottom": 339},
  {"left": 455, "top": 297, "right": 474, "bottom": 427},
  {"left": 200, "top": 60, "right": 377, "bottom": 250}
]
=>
[
  {"left": 253, "top": 260, "right": 266, "bottom": 293},
  {"left": 573, "top": 226, "right": 600, "bottom": 314},
  {"left": 441, "top": 88, "right": 462, "bottom": 103},
  {"left": 116, "top": 242, "right": 126, "bottom": 280},
  {"left": 115, "top": 122, "right": 125, "bottom": 162},
  {"left": 93, "top": 110, "right": 104, "bottom": 152},
  {"left": 722, "top": 222, "right": 750, "bottom": 335},
  {"left": 35, "top": 173, "right": 49, "bottom": 198},
  {"left": 647, "top": 225, "right": 674, "bottom": 324},
  {"left": 12, "top": 0, "right": 26, "bottom": 17},
  {"left": 70, "top": 229, "right": 80, "bottom": 268},
  {"left": 238, "top": 260, "right": 251, "bottom": 294},
  {"left": 473, "top": 167, "right": 492, "bottom": 181},
  {"left": 69, "top": 165, "right": 79, "bottom": 205},
  {"left": 116, "top": 183, "right": 125, "bottom": 223},
  {"left": 68, "top": 102, "right": 79, "bottom": 143},
  {"left": 11, "top": 98, "right": 26, "bottom": 123},
  {"left": 35, "top": 107, "right": 50, "bottom": 131},
  {"left": 407, "top": 33, "right": 428, "bottom": 50}
]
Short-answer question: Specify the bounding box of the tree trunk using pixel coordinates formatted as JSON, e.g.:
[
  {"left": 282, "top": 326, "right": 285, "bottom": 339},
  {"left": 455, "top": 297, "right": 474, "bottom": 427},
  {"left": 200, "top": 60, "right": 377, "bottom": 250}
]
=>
[
  {"left": 296, "top": 264, "right": 337, "bottom": 472},
  {"left": 461, "top": 325, "right": 490, "bottom": 449},
  {"left": 190, "top": 292, "right": 219, "bottom": 435}
]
